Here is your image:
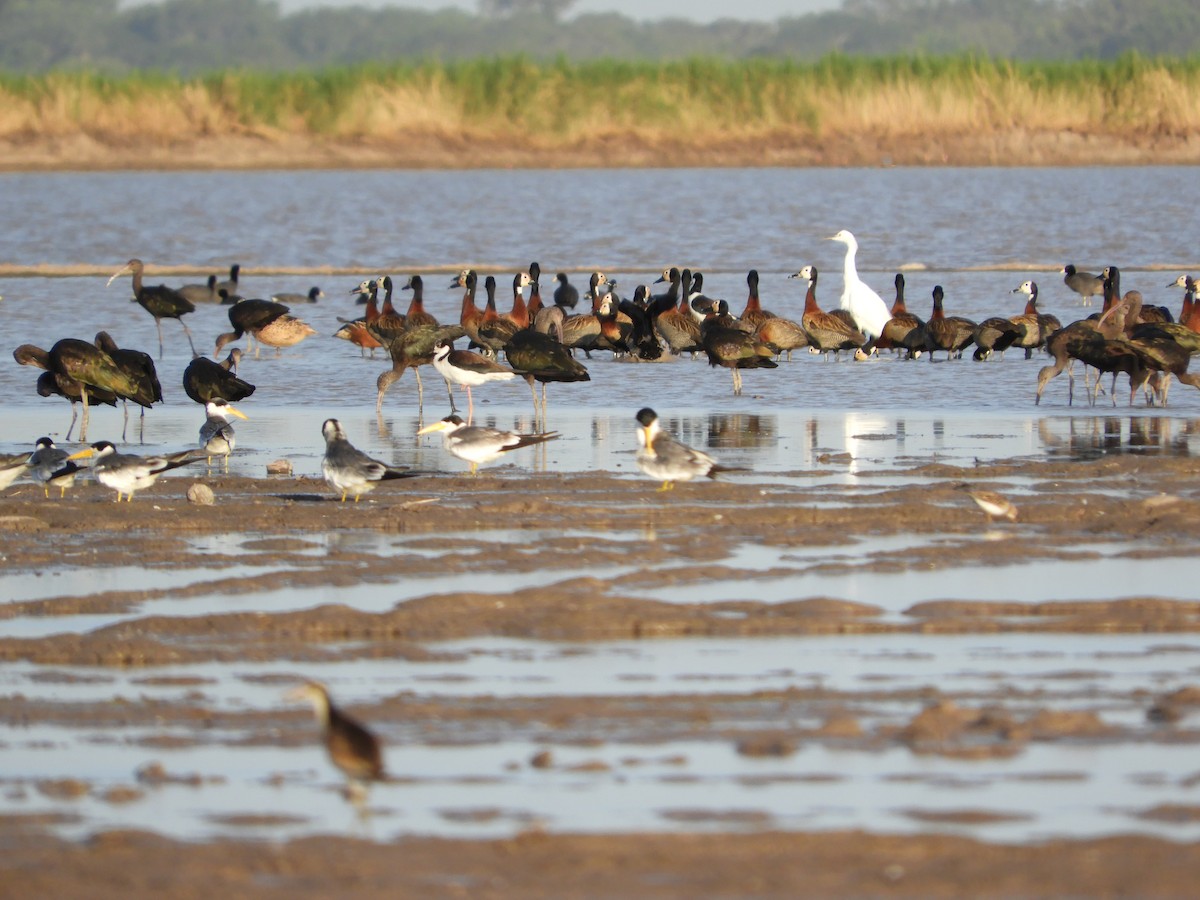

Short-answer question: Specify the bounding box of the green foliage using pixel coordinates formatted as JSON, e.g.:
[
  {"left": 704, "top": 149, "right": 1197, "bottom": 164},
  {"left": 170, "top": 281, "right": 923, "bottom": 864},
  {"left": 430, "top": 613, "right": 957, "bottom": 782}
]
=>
[{"left": 2, "top": 0, "right": 1200, "bottom": 76}]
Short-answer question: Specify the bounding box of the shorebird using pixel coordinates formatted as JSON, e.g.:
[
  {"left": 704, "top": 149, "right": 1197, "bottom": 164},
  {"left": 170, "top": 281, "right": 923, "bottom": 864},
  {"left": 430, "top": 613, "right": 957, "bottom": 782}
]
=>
[
  {"left": 67, "top": 441, "right": 201, "bottom": 502},
  {"left": 0, "top": 452, "right": 30, "bottom": 492},
  {"left": 106, "top": 258, "right": 197, "bottom": 359},
  {"left": 199, "top": 399, "right": 248, "bottom": 472},
  {"left": 321, "top": 418, "right": 419, "bottom": 502},
  {"left": 634, "top": 407, "right": 740, "bottom": 491},
  {"left": 431, "top": 340, "right": 517, "bottom": 423},
  {"left": 417, "top": 414, "right": 558, "bottom": 476},
  {"left": 27, "top": 437, "right": 72, "bottom": 497},
  {"left": 961, "top": 486, "right": 1018, "bottom": 525},
  {"left": 287, "top": 680, "right": 385, "bottom": 804}
]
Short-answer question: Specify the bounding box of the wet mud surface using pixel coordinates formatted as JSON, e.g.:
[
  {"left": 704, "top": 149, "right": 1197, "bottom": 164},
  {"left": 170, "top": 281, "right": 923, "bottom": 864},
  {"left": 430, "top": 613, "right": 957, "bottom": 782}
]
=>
[{"left": 4, "top": 451, "right": 1200, "bottom": 896}]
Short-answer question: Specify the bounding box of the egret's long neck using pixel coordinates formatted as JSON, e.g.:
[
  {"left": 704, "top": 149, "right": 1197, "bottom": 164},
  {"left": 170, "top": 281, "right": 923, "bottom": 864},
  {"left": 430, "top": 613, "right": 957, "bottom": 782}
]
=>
[{"left": 841, "top": 242, "right": 858, "bottom": 282}]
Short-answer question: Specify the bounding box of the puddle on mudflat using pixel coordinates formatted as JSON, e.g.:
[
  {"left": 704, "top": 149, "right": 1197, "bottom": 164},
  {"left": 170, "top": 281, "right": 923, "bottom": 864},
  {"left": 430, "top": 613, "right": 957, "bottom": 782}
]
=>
[
  {"left": 6, "top": 714, "right": 1200, "bottom": 845},
  {"left": 4, "top": 527, "right": 1185, "bottom": 638},
  {"left": 7, "top": 634, "right": 1196, "bottom": 706}
]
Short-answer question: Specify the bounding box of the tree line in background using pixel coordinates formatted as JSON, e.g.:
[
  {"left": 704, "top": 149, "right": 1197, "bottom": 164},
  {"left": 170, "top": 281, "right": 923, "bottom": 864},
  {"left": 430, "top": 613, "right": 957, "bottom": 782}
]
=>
[{"left": 0, "top": 0, "right": 1197, "bottom": 73}]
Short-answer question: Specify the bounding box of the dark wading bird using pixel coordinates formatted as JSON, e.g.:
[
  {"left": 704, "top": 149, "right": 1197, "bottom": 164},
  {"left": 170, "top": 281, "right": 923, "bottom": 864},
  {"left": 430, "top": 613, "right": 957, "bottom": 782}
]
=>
[
  {"left": 107, "top": 259, "right": 197, "bottom": 359},
  {"left": 287, "top": 680, "right": 386, "bottom": 806},
  {"left": 503, "top": 328, "right": 590, "bottom": 429},
  {"left": 1062, "top": 264, "right": 1104, "bottom": 306},
  {"left": 13, "top": 339, "right": 140, "bottom": 441},
  {"left": 182, "top": 349, "right": 256, "bottom": 405},
  {"left": 93, "top": 331, "right": 163, "bottom": 441},
  {"left": 699, "top": 300, "right": 778, "bottom": 395},
  {"left": 370, "top": 275, "right": 466, "bottom": 419}
]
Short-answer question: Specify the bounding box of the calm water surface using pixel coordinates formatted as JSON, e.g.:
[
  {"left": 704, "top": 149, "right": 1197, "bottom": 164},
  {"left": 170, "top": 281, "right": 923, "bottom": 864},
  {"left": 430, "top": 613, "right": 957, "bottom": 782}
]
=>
[{"left": 2, "top": 167, "right": 1199, "bottom": 271}]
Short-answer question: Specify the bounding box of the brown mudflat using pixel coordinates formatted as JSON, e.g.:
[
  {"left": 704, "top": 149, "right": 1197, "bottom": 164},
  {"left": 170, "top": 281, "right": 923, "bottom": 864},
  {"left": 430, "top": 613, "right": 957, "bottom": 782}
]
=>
[{"left": 3, "top": 449, "right": 1200, "bottom": 897}]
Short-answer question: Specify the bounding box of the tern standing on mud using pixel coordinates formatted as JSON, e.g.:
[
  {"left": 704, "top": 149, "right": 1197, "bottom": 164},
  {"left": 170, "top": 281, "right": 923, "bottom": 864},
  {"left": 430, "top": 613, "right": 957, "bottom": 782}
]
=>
[
  {"left": 66, "top": 441, "right": 200, "bottom": 502},
  {"left": 634, "top": 407, "right": 740, "bottom": 491},
  {"left": 321, "top": 418, "right": 419, "bottom": 502}
]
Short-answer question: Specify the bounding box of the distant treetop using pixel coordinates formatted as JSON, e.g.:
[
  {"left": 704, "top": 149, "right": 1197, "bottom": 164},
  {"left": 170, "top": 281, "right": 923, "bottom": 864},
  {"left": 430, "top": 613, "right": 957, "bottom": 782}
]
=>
[{"left": 0, "top": 0, "right": 1196, "bottom": 73}]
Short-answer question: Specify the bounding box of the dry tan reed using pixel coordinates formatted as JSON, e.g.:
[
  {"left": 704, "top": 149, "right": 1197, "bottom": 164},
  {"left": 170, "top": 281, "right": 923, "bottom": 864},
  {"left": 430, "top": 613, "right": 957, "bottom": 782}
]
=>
[{"left": 1, "top": 56, "right": 1198, "bottom": 163}]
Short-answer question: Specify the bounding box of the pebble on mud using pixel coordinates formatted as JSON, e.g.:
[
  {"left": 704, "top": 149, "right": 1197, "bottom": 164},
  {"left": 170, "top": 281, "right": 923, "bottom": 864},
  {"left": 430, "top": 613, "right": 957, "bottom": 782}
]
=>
[
  {"left": 100, "top": 786, "right": 145, "bottom": 805},
  {"left": 266, "top": 459, "right": 293, "bottom": 476},
  {"left": 36, "top": 779, "right": 90, "bottom": 800},
  {"left": 736, "top": 734, "right": 799, "bottom": 757},
  {"left": 186, "top": 483, "right": 215, "bottom": 506}
]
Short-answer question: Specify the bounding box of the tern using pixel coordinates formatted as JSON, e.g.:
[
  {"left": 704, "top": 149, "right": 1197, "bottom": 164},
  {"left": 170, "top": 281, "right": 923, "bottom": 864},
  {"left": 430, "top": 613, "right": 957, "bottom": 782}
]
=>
[
  {"left": 634, "top": 407, "right": 741, "bottom": 491},
  {"left": 199, "top": 399, "right": 248, "bottom": 472},
  {"left": 417, "top": 414, "right": 558, "bottom": 476},
  {"left": 27, "top": 437, "right": 72, "bottom": 497},
  {"left": 321, "top": 418, "right": 419, "bottom": 502},
  {"left": 0, "top": 452, "right": 30, "bottom": 492},
  {"left": 67, "top": 441, "right": 201, "bottom": 502}
]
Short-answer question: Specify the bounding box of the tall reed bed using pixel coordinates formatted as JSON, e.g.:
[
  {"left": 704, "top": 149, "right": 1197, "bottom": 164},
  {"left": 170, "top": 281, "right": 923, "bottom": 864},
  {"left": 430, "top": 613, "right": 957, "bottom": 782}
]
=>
[{"left": 2, "top": 54, "right": 1199, "bottom": 144}]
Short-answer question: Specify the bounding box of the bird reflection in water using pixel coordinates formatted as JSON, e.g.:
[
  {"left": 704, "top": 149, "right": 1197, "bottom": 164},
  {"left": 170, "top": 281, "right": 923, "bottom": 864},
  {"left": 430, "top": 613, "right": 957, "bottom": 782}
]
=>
[
  {"left": 705, "top": 414, "right": 776, "bottom": 451},
  {"left": 1046, "top": 416, "right": 1200, "bottom": 459}
]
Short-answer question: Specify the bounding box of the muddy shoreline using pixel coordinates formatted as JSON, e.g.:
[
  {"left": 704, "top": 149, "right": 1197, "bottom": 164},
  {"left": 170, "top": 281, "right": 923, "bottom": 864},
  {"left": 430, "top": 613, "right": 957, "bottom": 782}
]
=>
[
  {"left": 3, "top": 128, "right": 1200, "bottom": 171},
  {"left": 5, "top": 827, "right": 1200, "bottom": 899},
  {"left": 4, "top": 448, "right": 1200, "bottom": 895}
]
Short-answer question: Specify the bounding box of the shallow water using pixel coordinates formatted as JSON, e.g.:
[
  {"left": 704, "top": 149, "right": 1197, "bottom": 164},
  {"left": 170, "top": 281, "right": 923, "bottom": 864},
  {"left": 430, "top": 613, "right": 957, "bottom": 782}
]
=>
[
  {"left": 4, "top": 167, "right": 1200, "bottom": 845},
  {"left": 5, "top": 635, "right": 1200, "bottom": 844}
]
